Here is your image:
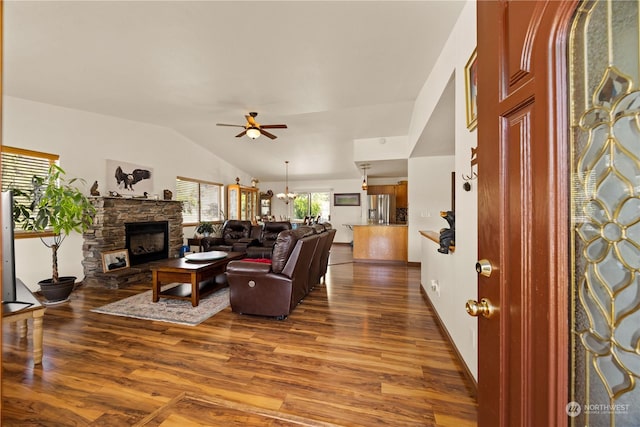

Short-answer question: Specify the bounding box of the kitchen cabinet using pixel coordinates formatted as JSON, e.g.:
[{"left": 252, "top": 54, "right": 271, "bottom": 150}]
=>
[
  {"left": 227, "top": 183, "right": 259, "bottom": 221},
  {"left": 260, "top": 191, "right": 272, "bottom": 217},
  {"left": 352, "top": 224, "right": 408, "bottom": 262},
  {"left": 367, "top": 182, "right": 407, "bottom": 208},
  {"left": 366, "top": 185, "right": 395, "bottom": 195},
  {"left": 395, "top": 181, "right": 408, "bottom": 208}
]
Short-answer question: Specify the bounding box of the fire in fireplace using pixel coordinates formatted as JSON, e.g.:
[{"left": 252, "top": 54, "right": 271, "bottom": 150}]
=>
[{"left": 125, "top": 221, "right": 169, "bottom": 265}]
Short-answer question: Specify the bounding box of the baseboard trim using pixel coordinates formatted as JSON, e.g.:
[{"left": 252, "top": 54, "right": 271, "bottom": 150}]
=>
[{"left": 419, "top": 284, "right": 478, "bottom": 398}]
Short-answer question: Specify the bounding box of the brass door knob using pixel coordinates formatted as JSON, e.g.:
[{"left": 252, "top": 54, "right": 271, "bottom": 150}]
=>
[{"left": 466, "top": 298, "right": 495, "bottom": 318}]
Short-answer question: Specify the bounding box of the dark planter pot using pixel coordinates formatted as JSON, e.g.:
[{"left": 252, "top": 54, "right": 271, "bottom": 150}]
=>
[{"left": 38, "top": 276, "right": 76, "bottom": 304}]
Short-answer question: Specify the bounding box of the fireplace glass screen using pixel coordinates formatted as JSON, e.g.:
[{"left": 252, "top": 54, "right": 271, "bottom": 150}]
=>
[{"left": 125, "top": 221, "right": 169, "bottom": 265}]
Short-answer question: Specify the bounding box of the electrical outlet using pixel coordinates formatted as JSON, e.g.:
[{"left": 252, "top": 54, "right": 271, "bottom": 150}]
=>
[{"left": 430, "top": 280, "right": 440, "bottom": 296}]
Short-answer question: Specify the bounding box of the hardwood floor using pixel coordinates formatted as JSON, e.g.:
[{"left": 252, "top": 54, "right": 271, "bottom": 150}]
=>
[{"left": 2, "top": 245, "right": 477, "bottom": 426}]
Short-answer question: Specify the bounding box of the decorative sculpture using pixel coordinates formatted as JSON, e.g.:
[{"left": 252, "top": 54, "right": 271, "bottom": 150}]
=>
[
  {"left": 90, "top": 180, "right": 100, "bottom": 196},
  {"left": 438, "top": 210, "right": 455, "bottom": 254}
]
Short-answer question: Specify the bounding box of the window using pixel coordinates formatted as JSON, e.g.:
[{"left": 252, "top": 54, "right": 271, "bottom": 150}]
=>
[
  {"left": 292, "top": 192, "right": 330, "bottom": 221},
  {"left": 176, "top": 177, "right": 223, "bottom": 225},
  {"left": 1, "top": 146, "right": 59, "bottom": 235}
]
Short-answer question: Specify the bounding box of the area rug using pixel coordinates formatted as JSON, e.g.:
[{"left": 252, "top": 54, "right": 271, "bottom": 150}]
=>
[{"left": 91, "top": 285, "right": 230, "bottom": 326}]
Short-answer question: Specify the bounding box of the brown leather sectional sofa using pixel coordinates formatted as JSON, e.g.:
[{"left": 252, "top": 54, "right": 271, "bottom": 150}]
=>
[
  {"left": 245, "top": 221, "right": 292, "bottom": 259},
  {"left": 201, "top": 220, "right": 255, "bottom": 252},
  {"left": 225, "top": 223, "right": 336, "bottom": 319}
]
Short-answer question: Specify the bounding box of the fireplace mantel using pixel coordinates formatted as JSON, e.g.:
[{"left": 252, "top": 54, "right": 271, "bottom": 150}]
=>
[{"left": 82, "top": 197, "right": 183, "bottom": 288}]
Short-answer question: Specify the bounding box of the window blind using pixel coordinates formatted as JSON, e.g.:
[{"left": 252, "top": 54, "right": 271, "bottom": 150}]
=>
[
  {"left": 176, "top": 177, "right": 222, "bottom": 225},
  {"left": 1, "top": 146, "right": 59, "bottom": 230}
]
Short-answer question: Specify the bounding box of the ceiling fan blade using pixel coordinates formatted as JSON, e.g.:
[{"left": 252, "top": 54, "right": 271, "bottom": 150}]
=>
[
  {"left": 260, "top": 124, "right": 288, "bottom": 129},
  {"left": 259, "top": 129, "right": 278, "bottom": 139},
  {"left": 245, "top": 115, "right": 258, "bottom": 127},
  {"left": 235, "top": 130, "right": 247, "bottom": 138},
  {"left": 217, "top": 123, "right": 245, "bottom": 128}
]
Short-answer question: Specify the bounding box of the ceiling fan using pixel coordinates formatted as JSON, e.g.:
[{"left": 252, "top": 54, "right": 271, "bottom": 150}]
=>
[{"left": 216, "top": 112, "right": 288, "bottom": 140}]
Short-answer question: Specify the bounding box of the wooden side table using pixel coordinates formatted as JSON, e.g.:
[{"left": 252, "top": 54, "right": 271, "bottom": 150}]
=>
[
  {"left": 187, "top": 237, "right": 203, "bottom": 252},
  {"left": 3, "top": 279, "right": 46, "bottom": 365}
]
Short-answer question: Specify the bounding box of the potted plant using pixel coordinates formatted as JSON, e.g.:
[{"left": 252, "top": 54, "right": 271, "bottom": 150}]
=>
[
  {"left": 196, "top": 221, "right": 214, "bottom": 237},
  {"left": 13, "top": 165, "right": 96, "bottom": 303}
]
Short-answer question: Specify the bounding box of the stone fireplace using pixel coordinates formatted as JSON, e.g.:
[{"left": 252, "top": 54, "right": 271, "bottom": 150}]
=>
[{"left": 82, "top": 197, "right": 183, "bottom": 288}]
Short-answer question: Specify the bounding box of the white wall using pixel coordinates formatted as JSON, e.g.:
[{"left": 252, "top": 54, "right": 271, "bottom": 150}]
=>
[
  {"left": 407, "top": 0, "right": 478, "bottom": 380},
  {"left": 4, "top": 96, "right": 253, "bottom": 291}
]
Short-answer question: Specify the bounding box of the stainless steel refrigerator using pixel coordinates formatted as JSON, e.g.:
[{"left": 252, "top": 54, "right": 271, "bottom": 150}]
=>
[{"left": 367, "top": 194, "right": 394, "bottom": 224}]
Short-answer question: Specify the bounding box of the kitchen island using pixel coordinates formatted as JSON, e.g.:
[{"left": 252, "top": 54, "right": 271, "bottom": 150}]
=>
[{"left": 351, "top": 224, "right": 408, "bottom": 263}]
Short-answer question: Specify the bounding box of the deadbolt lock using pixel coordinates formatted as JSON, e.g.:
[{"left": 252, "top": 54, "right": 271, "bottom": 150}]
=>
[
  {"left": 466, "top": 298, "right": 495, "bottom": 318},
  {"left": 475, "top": 259, "right": 493, "bottom": 277}
]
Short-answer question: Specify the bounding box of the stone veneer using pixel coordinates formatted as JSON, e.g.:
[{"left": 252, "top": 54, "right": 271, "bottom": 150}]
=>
[{"left": 81, "top": 197, "right": 183, "bottom": 288}]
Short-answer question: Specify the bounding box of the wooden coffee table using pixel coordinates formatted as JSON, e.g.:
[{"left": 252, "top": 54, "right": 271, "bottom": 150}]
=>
[{"left": 151, "top": 251, "right": 244, "bottom": 307}]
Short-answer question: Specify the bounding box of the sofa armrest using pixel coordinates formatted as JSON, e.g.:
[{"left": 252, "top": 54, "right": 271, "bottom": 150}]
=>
[
  {"left": 237, "top": 237, "right": 259, "bottom": 245},
  {"left": 201, "top": 237, "right": 225, "bottom": 251},
  {"left": 226, "top": 260, "right": 272, "bottom": 275},
  {"left": 232, "top": 238, "right": 259, "bottom": 252}
]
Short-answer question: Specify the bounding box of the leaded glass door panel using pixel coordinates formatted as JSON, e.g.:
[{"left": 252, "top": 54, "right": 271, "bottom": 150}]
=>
[{"left": 570, "top": 1, "right": 640, "bottom": 425}]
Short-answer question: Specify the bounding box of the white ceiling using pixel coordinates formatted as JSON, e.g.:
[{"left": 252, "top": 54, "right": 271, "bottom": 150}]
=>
[{"left": 3, "top": 1, "right": 464, "bottom": 181}]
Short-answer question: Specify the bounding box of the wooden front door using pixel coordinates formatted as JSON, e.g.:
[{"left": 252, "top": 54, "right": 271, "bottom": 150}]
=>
[{"left": 475, "top": 1, "right": 578, "bottom": 426}]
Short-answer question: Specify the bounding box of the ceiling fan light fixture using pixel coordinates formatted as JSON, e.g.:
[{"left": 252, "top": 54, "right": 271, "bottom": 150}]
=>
[
  {"left": 217, "top": 112, "right": 287, "bottom": 140},
  {"left": 246, "top": 127, "right": 261, "bottom": 139}
]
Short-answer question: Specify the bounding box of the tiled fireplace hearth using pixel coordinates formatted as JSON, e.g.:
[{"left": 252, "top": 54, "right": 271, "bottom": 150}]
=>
[{"left": 82, "top": 197, "right": 183, "bottom": 288}]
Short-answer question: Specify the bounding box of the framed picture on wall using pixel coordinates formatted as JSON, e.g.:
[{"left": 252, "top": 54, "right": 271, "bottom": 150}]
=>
[
  {"left": 106, "top": 159, "right": 153, "bottom": 197},
  {"left": 334, "top": 193, "right": 361, "bottom": 206},
  {"left": 465, "top": 47, "right": 478, "bottom": 130}
]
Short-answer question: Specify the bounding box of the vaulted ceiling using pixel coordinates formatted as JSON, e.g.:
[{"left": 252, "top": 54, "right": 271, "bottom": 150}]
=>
[{"left": 3, "top": 1, "right": 464, "bottom": 181}]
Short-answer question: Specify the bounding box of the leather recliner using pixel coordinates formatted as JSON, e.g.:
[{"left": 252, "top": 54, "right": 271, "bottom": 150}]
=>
[
  {"left": 201, "top": 220, "right": 254, "bottom": 253},
  {"left": 245, "top": 221, "right": 292, "bottom": 259},
  {"left": 318, "top": 224, "right": 336, "bottom": 283},
  {"left": 226, "top": 227, "right": 320, "bottom": 319},
  {"left": 305, "top": 224, "right": 328, "bottom": 292}
]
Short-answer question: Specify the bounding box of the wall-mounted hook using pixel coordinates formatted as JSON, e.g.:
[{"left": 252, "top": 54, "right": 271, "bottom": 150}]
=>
[
  {"left": 461, "top": 147, "right": 477, "bottom": 192},
  {"left": 461, "top": 146, "right": 478, "bottom": 181}
]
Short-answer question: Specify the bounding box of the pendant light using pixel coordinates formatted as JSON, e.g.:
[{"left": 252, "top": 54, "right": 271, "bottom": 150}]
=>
[
  {"left": 276, "top": 161, "right": 297, "bottom": 204},
  {"left": 361, "top": 164, "right": 370, "bottom": 191}
]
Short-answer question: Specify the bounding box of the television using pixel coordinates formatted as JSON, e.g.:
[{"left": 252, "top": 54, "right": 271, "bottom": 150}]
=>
[
  {"left": 2, "top": 190, "right": 17, "bottom": 303},
  {"left": 1, "top": 190, "right": 31, "bottom": 311}
]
